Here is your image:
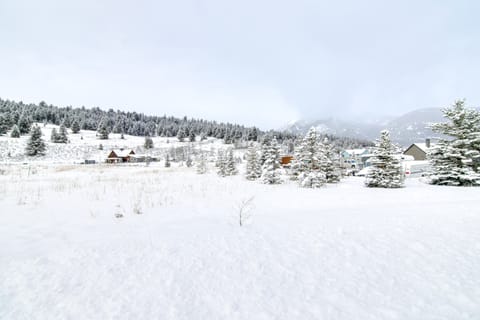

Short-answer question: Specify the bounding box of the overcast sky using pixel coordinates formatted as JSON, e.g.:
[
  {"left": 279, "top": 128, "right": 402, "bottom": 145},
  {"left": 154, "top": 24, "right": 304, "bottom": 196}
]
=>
[{"left": 1, "top": 0, "right": 479, "bottom": 129}]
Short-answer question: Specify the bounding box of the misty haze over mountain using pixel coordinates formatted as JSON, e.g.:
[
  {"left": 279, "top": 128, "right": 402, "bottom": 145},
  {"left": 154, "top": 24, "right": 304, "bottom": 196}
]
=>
[{"left": 282, "top": 108, "right": 452, "bottom": 146}]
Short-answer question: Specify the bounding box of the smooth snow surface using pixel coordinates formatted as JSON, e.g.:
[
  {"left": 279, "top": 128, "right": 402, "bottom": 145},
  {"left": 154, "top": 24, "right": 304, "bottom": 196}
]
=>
[{"left": 1, "top": 165, "right": 479, "bottom": 319}]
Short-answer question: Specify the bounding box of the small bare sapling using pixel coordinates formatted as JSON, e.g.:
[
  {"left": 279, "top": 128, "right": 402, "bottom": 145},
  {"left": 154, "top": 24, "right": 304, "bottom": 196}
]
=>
[{"left": 236, "top": 196, "right": 255, "bottom": 226}]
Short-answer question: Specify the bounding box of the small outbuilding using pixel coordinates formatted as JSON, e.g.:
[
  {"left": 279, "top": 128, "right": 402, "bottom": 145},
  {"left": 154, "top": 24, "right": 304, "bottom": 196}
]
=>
[{"left": 280, "top": 155, "right": 294, "bottom": 166}]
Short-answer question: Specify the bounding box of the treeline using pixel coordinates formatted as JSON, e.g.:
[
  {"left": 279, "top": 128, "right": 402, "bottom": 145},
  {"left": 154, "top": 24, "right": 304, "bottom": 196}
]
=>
[{"left": 0, "top": 97, "right": 372, "bottom": 149}]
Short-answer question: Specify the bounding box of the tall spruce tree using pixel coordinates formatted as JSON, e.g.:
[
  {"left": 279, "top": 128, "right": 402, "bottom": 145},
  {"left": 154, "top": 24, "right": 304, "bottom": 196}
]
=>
[
  {"left": 320, "top": 137, "right": 342, "bottom": 183},
  {"left": 71, "top": 119, "right": 80, "bottom": 133},
  {"left": 10, "top": 124, "right": 20, "bottom": 138},
  {"left": 365, "top": 130, "right": 404, "bottom": 188},
  {"left": 294, "top": 127, "right": 326, "bottom": 188},
  {"left": 428, "top": 100, "right": 480, "bottom": 186},
  {"left": 144, "top": 136, "right": 154, "bottom": 149},
  {"left": 0, "top": 113, "right": 8, "bottom": 135},
  {"left": 25, "top": 125, "right": 46, "bottom": 156},
  {"left": 177, "top": 126, "right": 187, "bottom": 142},
  {"left": 216, "top": 150, "right": 227, "bottom": 177},
  {"left": 17, "top": 114, "right": 32, "bottom": 134},
  {"left": 50, "top": 128, "right": 58, "bottom": 142},
  {"left": 224, "top": 148, "right": 238, "bottom": 176},
  {"left": 165, "top": 154, "right": 171, "bottom": 167},
  {"left": 245, "top": 144, "right": 262, "bottom": 180},
  {"left": 260, "top": 137, "right": 283, "bottom": 184},
  {"left": 97, "top": 118, "right": 109, "bottom": 140},
  {"left": 57, "top": 124, "right": 68, "bottom": 143},
  {"left": 196, "top": 153, "right": 207, "bottom": 174}
]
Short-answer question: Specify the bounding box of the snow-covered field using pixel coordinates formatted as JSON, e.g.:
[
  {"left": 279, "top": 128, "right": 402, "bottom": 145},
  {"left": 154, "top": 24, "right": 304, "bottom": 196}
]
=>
[
  {"left": 1, "top": 163, "right": 479, "bottom": 319},
  {"left": 0, "top": 124, "right": 229, "bottom": 164}
]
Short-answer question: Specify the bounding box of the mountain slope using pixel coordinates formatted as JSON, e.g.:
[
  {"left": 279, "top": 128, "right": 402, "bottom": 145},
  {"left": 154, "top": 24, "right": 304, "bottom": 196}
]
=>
[{"left": 283, "top": 108, "right": 449, "bottom": 146}]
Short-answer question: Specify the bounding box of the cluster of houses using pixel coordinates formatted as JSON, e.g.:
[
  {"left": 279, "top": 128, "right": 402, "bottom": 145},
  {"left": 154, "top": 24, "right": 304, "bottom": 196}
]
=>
[
  {"left": 91, "top": 140, "right": 434, "bottom": 177},
  {"left": 340, "top": 138, "right": 434, "bottom": 176}
]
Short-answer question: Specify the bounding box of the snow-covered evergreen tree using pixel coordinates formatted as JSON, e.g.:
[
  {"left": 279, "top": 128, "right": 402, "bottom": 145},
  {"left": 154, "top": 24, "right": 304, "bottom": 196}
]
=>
[
  {"left": 196, "top": 153, "right": 207, "bottom": 174},
  {"left": 189, "top": 131, "right": 196, "bottom": 142},
  {"left": 17, "top": 113, "right": 32, "bottom": 134},
  {"left": 365, "top": 130, "right": 404, "bottom": 188},
  {"left": 25, "top": 125, "right": 46, "bottom": 156},
  {"left": 320, "top": 137, "right": 342, "bottom": 183},
  {"left": 0, "top": 114, "right": 8, "bottom": 135},
  {"left": 245, "top": 144, "right": 262, "bottom": 180},
  {"left": 289, "top": 143, "right": 305, "bottom": 181},
  {"left": 428, "top": 100, "right": 480, "bottom": 186},
  {"left": 260, "top": 137, "right": 283, "bottom": 184},
  {"left": 225, "top": 148, "right": 238, "bottom": 176},
  {"left": 217, "top": 150, "right": 227, "bottom": 177},
  {"left": 144, "top": 136, "right": 154, "bottom": 149},
  {"left": 292, "top": 127, "right": 326, "bottom": 188},
  {"left": 50, "top": 128, "right": 58, "bottom": 142},
  {"left": 258, "top": 137, "right": 270, "bottom": 167},
  {"left": 57, "top": 124, "right": 68, "bottom": 143},
  {"left": 71, "top": 118, "right": 80, "bottom": 133},
  {"left": 165, "top": 154, "right": 171, "bottom": 167},
  {"left": 177, "top": 126, "right": 187, "bottom": 142},
  {"left": 97, "top": 118, "right": 109, "bottom": 140},
  {"left": 10, "top": 124, "right": 20, "bottom": 138},
  {"left": 186, "top": 155, "right": 193, "bottom": 167}
]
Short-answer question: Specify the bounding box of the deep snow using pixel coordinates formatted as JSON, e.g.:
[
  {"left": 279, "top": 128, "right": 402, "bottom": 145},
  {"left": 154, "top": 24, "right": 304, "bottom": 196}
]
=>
[{"left": 1, "top": 164, "right": 479, "bottom": 319}]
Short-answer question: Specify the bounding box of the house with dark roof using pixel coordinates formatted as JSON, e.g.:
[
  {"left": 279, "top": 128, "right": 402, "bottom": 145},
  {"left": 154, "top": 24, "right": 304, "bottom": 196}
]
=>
[{"left": 106, "top": 149, "right": 135, "bottom": 163}]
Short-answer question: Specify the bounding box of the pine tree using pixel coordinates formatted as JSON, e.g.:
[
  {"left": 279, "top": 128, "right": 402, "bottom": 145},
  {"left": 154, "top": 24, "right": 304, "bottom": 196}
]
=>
[
  {"left": 245, "top": 144, "right": 262, "bottom": 180},
  {"left": 428, "top": 100, "right": 480, "bottom": 186},
  {"left": 289, "top": 143, "right": 305, "bottom": 181},
  {"left": 10, "top": 124, "right": 20, "bottom": 138},
  {"left": 165, "top": 154, "right": 171, "bottom": 167},
  {"left": 144, "top": 136, "right": 154, "bottom": 149},
  {"left": 97, "top": 118, "right": 109, "bottom": 140},
  {"left": 71, "top": 119, "right": 80, "bottom": 133},
  {"left": 216, "top": 150, "right": 227, "bottom": 177},
  {"left": 225, "top": 148, "right": 238, "bottom": 175},
  {"left": 50, "top": 128, "right": 58, "bottom": 142},
  {"left": 196, "top": 153, "right": 207, "bottom": 174},
  {"left": 186, "top": 155, "right": 193, "bottom": 167},
  {"left": 25, "top": 125, "right": 46, "bottom": 156},
  {"left": 189, "top": 131, "right": 196, "bottom": 142},
  {"left": 0, "top": 114, "right": 8, "bottom": 135},
  {"left": 292, "top": 127, "right": 326, "bottom": 188},
  {"left": 260, "top": 137, "right": 283, "bottom": 184},
  {"left": 320, "top": 137, "right": 342, "bottom": 183},
  {"left": 177, "top": 126, "right": 187, "bottom": 142},
  {"left": 57, "top": 124, "right": 68, "bottom": 143},
  {"left": 365, "top": 130, "right": 404, "bottom": 188},
  {"left": 17, "top": 114, "right": 32, "bottom": 134}
]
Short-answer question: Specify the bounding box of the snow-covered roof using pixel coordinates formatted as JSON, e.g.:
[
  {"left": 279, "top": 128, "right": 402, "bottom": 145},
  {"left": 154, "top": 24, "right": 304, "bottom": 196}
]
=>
[
  {"left": 344, "top": 149, "right": 367, "bottom": 156},
  {"left": 411, "top": 143, "right": 435, "bottom": 153},
  {"left": 110, "top": 149, "right": 134, "bottom": 157}
]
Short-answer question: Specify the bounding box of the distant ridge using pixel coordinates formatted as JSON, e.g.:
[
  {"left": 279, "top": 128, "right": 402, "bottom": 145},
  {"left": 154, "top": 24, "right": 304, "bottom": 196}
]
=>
[{"left": 281, "top": 108, "right": 452, "bottom": 146}]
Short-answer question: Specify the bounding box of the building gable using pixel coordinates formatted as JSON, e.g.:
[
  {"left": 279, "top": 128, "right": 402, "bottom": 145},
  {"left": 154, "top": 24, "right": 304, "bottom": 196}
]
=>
[{"left": 403, "top": 144, "right": 427, "bottom": 160}]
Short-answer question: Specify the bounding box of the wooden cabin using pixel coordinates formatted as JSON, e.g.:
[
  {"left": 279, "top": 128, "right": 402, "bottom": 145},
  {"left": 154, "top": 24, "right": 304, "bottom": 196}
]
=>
[
  {"left": 280, "top": 155, "right": 294, "bottom": 166},
  {"left": 106, "top": 149, "right": 135, "bottom": 163}
]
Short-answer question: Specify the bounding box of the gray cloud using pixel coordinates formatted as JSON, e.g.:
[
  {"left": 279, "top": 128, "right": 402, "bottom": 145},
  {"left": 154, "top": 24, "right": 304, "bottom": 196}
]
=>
[{"left": 1, "top": 0, "right": 479, "bottom": 129}]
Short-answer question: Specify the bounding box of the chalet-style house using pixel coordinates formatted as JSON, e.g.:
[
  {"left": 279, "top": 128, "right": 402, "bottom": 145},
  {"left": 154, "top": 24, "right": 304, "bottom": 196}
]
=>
[
  {"left": 106, "top": 149, "right": 135, "bottom": 163},
  {"left": 403, "top": 139, "right": 434, "bottom": 160}
]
